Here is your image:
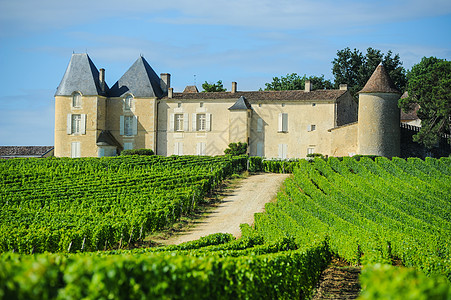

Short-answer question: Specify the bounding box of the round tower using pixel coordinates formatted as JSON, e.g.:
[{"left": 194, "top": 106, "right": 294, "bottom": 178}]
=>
[{"left": 357, "top": 64, "right": 401, "bottom": 158}]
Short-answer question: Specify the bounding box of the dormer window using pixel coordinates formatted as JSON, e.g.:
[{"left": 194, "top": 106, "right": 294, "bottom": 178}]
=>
[
  {"left": 72, "top": 92, "right": 81, "bottom": 108},
  {"left": 125, "top": 95, "right": 133, "bottom": 111}
]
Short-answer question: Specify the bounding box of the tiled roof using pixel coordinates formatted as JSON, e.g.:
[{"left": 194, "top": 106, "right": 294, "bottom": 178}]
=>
[
  {"left": 359, "top": 64, "right": 400, "bottom": 94},
  {"left": 55, "top": 53, "right": 107, "bottom": 96},
  {"left": 109, "top": 56, "right": 164, "bottom": 98},
  {"left": 163, "top": 89, "right": 347, "bottom": 102},
  {"left": 183, "top": 85, "right": 199, "bottom": 93},
  {"left": 0, "top": 146, "right": 54, "bottom": 158},
  {"left": 229, "top": 96, "right": 252, "bottom": 110}
]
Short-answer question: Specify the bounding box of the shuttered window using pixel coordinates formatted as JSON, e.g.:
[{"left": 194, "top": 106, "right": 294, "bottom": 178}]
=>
[{"left": 278, "top": 113, "right": 288, "bottom": 132}]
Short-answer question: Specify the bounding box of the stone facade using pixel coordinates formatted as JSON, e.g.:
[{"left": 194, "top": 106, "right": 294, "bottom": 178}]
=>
[{"left": 54, "top": 54, "right": 400, "bottom": 159}]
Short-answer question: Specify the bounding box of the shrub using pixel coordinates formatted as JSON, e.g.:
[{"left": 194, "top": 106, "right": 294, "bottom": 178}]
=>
[
  {"left": 121, "top": 149, "right": 154, "bottom": 156},
  {"left": 224, "top": 142, "right": 247, "bottom": 156}
]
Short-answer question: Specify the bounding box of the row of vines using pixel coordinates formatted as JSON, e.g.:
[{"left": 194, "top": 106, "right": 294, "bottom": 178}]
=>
[
  {"left": 254, "top": 156, "right": 451, "bottom": 280},
  {"left": 0, "top": 155, "right": 247, "bottom": 253}
]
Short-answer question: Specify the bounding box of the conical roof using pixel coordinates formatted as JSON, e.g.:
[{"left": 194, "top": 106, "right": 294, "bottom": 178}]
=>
[
  {"left": 55, "top": 53, "right": 106, "bottom": 96},
  {"left": 109, "top": 56, "right": 163, "bottom": 98},
  {"left": 359, "top": 64, "right": 400, "bottom": 94},
  {"left": 228, "top": 96, "right": 252, "bottom": 110}
]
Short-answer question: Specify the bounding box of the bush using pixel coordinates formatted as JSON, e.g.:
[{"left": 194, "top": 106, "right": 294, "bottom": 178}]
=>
[
  {"left": 121, "top": 149, "right": 154, "bottom": 156},
  {"left": 306, "top": 153, "right": 325, "bottom": 159},
  {"left": 224, "top": 142, "right": 247, "bottom": 156}
]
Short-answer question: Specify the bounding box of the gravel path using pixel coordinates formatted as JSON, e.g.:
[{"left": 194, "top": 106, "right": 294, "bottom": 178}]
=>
[{"left": 163, "top": 173, "right": 290, "bottom": 245}]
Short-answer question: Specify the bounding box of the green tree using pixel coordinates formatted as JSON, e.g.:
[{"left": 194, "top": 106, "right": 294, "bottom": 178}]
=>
[
  {"left": 332, "top": 47, "right": 407, "bottom": 97},
  {"left": 202, "top": 80, "right": 227, "bottom": 92},
  {"left": 224, "top": 142, "right": 247, "bottom": 156},
  {"left": 399, "top": 57, "right": 451, "bottom": 148},
  {"left": 264, "top": 73, "right": 333, "bottom": 91}
]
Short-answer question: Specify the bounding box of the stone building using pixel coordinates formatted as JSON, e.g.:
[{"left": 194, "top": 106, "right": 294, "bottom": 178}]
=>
[{"left": 54, "top": 53, "right": 401, "bottom": 158}]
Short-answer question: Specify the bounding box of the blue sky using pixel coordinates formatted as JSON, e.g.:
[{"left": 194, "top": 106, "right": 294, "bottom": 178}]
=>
[{"left": 0, "top": 0, "right": 450, "bottom": 146}]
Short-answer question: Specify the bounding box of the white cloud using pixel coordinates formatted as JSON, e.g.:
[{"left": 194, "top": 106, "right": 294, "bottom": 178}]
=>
[{"left": 1, "top": 0, "right": 450, "bottom": 35}]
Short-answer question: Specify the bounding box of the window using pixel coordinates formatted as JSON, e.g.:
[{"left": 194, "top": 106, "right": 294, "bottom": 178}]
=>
[
  {"left": 197, "top": 114, "right": 206, "bottom": 131},
  {"left": 120, "top": 115, "right": 137, "bottom": 136},
  {"left": 257, "top": 142, "right": 264, "bottom": 157},
  {"left": 278, "top": 144, "right": 287, "bottom": 159},
  {"left": 174, "top": 142, "right": 183, "bottom": 155},
  {"left": 281, "top": 103, "right": 285, "bottom": 107},
  {"left": 175, "top": 114, "right": 184, "bottom": 131},
  {"left": 278, "top": 113, "right": 288, "bottom": 132},
  {"left": 257, "top": 118, "right": 263, "bottom": 133},
  {"left": 67, "top": 114, "right": 86, "bottom": 135},
  {"left": 200, "top": 102, "right": 204, "bottom": 107},
  {"left": 71, "top": 114, "right": 81, "bottom": 134},
  {"left": 312, "top": 103, "right": 316, "bottom": 107},
  {"left": 124, "top": 116, "right": 134, "bottom": 136},
  {"left": 124, "top": 95, "right": 133, "bottom": 110},
  {"left": 71, "top": 142, "right": 80, "bottom": 158},
  {"left": 307, "top": 148, "right": 315, "bottom": 155},
  {"left": 196, "top": 142, "right": 206, "bottom": 156},
  {"left": 308, "top": 124, "right": 316, "bottom": 131},
  {"left": 177, "top": 102, "right": 182, "bottom": 108},
  {"left": 124, "top": 142, "right": 133, "bottom": 150},
  {"left": 72, "top": 92, "right": 81, "bottom": 108}
]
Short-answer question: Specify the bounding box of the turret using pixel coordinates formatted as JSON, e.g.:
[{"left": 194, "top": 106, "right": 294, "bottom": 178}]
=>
[{"left": 357, "top": 64, "right": 401, "bottom": 157}]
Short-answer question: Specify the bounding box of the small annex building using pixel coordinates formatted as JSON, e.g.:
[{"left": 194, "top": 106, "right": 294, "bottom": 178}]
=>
[{"left": 54, "top": 53, "right": 402, "bottom": 159}]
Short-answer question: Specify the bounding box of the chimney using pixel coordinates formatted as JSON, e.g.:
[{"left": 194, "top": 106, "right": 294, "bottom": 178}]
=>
[
  {"left": 160, "top": 73, "right": 171, "bottom": 93},
  {"left": 232, "top": 82, "right": 237, "bottom": 93},
  {"left": 339, "top": 84, "right": 348, "bottom": 91},
  {"left": 99, "top": 68, "right": 105, "bottom": 93},
  {"left": 305, "top": 80, "right": 312, "bottom": 92},
  {"left": 168, "top": 88, "right": 173, "bottom": 99}
]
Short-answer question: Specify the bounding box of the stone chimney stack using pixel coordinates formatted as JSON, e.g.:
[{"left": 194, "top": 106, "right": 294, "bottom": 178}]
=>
[
  {"left": 232, "top": 82, "right": 237, "bottom": 93},
  {"left": 168, "top": 88, "right": 173, "bottom": 99},
  {"left": 160, "top": 73, "right": 171, "bottom": 93},
  {"left": 339, "top": 84, "right": 348, "bottom": 91},
  {"left": 305, "top": 80, "right": 312, "bottom": 92},
  {"left": 99, "top": 68, "right": 106, "bottom": 93}
]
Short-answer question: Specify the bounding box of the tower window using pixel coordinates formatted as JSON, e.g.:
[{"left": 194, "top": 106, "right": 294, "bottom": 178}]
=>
[
  {"left": 72, "top": 92, "right": 81, "bottom": 108},
  {"left": 71, "top": 114, "right": 82, "bottom": 134},
  {"left": 125, "top": 95, "right": 133, "bottom": 110}
]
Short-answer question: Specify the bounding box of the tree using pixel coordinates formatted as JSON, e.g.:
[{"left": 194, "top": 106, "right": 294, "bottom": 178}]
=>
[
  {"left": 399, "top": 57, "right": 451, "bottom": 148},
  {"left": 331, "top": 47, "right": 407, "bottom": 97},
  {"left": 224, "top": 142, "right": 247, "bottom": 156},
  {"left": 264, "top": 73, "right": 333, "bottom": 91},
  {"left": 202, "top": 80, "right": 227, "bottom": 92}
]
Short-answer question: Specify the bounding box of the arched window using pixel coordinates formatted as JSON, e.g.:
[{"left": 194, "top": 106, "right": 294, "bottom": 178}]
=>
[
  {"left": 72, "top": 92, "right": 82, "bottom": 108},
  {"left": 125, "top": 95, "right": 133, "bottom": 110}
]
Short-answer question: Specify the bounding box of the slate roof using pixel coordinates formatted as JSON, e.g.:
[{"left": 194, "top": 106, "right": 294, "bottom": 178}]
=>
[
  {"left": 359, "top": 64, "right": 400, "bottom": 94},
  {"left": 96, "top": 130, "right": 122, "bottom": 148},
  {"left": 229, "top": 96, "right": 252, "bottom": 110},
  {"left": 0, "top": 146, "right": 54, "bottom": 158},
  {"left": 163, "top": 89, "right": 347, "bottom": 102},
  {"left": 109, "top": 57, "right": 164, "bottom": 98},
  {"left": 55, "top": 53, "right": 107, "bottom": 96}
]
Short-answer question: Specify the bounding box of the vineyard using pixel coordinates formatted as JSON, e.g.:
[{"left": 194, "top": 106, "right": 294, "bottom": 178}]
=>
[
  {"left": 0, "top": 155, "right": 247, "bottom": 253},
  {"left": 1, "top": 155, "right": 450, "bottom": 299}
]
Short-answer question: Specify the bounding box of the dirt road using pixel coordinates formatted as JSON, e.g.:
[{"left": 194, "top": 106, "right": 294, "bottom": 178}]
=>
[{"left": 163, "top": 173, "right": 290, "bottom": 245}]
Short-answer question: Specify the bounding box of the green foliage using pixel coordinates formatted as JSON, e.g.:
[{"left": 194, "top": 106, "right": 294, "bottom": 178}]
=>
[
  {"left": 201, "top": 80, "right": 226, "bottom": 92},
  {"left": 264, "top": 73, "right": 333, "bottom": 91},
  {"left": 120, "top": 148, "right": 154, "bottom": 156},
  {"left": 224, "top": 142, "right": 247, "bottom": 156},
  {"left": 398, "top": 56, "right": 451, "bottom": 148},
  {"left": 332, "top": 47, "right": 407, "bottom": 97},
  {"left": 306, "top": 153, "right": 325, "bottom": 159},
  {"left": 255, "top": 157, "right": 451, "bottom": 278},
  {"left": 360, "top": 264, "right": 451, "bottom": 300},
  {"left": 0, "top": 156, "right": 248, "bottom": 253},
  {"left": 0, "top": 240, "right": 331, "bottom": 300}
]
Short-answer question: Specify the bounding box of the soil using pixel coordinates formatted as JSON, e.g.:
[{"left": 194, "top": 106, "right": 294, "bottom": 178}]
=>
[
  {"left": 312, "top": 258, "right": 362, "bottom": 300},
  {"left": 155, "top": 172, "right": 290, "bottom": 245}
]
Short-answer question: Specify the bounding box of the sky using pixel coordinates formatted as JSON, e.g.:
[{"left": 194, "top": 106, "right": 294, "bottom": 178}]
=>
[{"left": 0, "top": 0, "right": 450, "bottom": 146}]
